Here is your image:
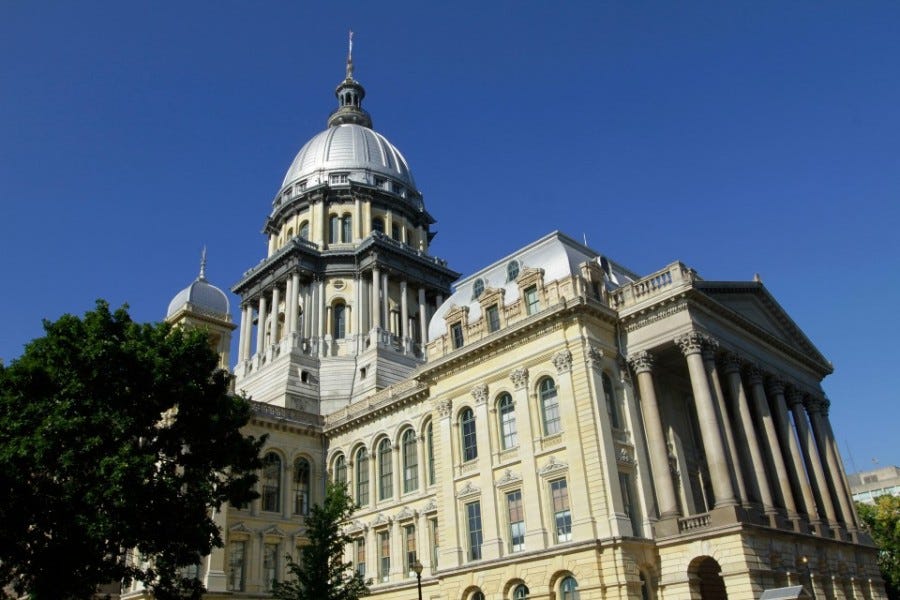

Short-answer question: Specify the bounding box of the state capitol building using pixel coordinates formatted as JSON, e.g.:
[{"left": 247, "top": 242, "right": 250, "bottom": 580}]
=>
[{"left": 126, "top": 48, "right": 886, "bottom": 600}]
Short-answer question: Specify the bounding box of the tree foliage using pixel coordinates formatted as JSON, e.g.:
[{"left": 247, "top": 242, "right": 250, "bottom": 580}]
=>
[
  {"left": 0, "top": 301, "right": 264, "bottom": 599},
  {"left": 273, "top": 482, "right": 369, "bottom": 600},
  {"left": 858, "top": 495, "right": 900, "bottom": 600}
]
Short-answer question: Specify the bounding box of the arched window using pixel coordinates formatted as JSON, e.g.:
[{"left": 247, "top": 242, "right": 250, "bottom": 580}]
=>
[
  {"left": 286, "top": 227, "right": 294, "bottom": 238},
  {"left": 497, "top": 393, "right": 517, "bottom": 449},
  {"left": 460, "top": 408, "right": 477, "bottom": 462},
  {"left": 261, "top": 452, "right": 282, "bottom": 512},
  {"left": 333, "top": 303, "right": 347, "bottom": 339},
  {"left": 402, "top": 429, "right": 418, "bottom": 493},
  {"left": 539, "top": 378, "right": 561, "bottom": 436},
  {"left": 507, "top": 260, "right": 520, "bottom": 282},
  {"left": 513, "top": 584, "right": 530, "bottom": 599},
  {"left": 471, "top": 592, "right": 485, "bottom": 600},
  {"left": 378, "top": 438, "right": 393, "bottom": 500},
  {"left": 472, "top": 278, "right": 485, "bottom": 299},
  {"left": 355, "top": 447, "right": 369, "bottom": 506},
  {"left": 602, "top": 372, "right": 620, "bottom": 429},
  {"left": 560, "top": 576, "right": 579, "bottom": 600},
  {"left": 342, "top": 214, "right": 352, "bottom": 243},
  {"left": 293, "top": 457, "right": 310, "bottom": 515},
  {"left": 298, "top": 221, "right": 310, "bottom": 240},
  {"left": 333, "top": 453, "right": 347, "bottom": 485},
  {"left": 426, "top": 421, "right": 435, "bottom": 485},
  {"left": 372, "top": 217, "right": 385, "bottom": 234},
  {"left": 329, "top": 215, "right": 340, "bottom": 243}
]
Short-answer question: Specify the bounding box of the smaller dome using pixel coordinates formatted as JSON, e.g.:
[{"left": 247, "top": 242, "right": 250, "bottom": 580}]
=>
[{"left": 166, "top": 251, "right": 230, "bottom": 319}]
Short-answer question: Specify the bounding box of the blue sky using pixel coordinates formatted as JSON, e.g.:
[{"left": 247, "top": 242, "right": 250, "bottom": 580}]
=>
[{"left": 2, "top": 2, "right": 898, "bottom": 468}]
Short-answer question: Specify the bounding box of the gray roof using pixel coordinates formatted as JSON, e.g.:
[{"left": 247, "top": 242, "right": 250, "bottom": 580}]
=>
[{"left": 167, "top": 275, "right": 230, "bottom": 319}]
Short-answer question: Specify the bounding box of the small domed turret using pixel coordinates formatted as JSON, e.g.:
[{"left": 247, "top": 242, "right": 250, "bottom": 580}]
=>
[{"left": 166, "top": 248, "right": 230, "bottom": 320}]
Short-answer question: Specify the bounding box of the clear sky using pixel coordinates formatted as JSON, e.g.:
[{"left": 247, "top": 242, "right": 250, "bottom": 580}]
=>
[{"left": 2, "top": 2, "right": 898, "bottom": 468}]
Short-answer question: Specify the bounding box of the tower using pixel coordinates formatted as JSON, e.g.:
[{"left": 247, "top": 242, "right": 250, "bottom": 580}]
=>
[{"left": 231, "top": 49, "right": 459, "bottom": 414}]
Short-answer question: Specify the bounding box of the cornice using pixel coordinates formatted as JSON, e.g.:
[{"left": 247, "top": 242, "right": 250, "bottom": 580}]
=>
[{"left": 323, "top": 379, "right": 430, "bottom": 435}]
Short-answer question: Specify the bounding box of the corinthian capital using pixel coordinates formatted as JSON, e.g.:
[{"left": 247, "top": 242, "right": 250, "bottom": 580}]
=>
[
  {"left": 675, "top": 331, "right": 706, "bottom": 357},
  {"left": 587, "top": 346, "right": 605, "bottom": 372},
  {"left": 471, "top": 384, "right": 489, "bottom": 405},
  {"left": 718, "top": 351, "right": 743, "bottom": 374},
  {"left": 803, "top": 395, "right": 825, "bottom": 414},
  {"left": 552, "top": 349, "right": 573, "bottom": 374},
  {"left": 510, "top": 367, "right": 529, "bottom": 390},
  {"left": 700, "top": 336, "right": 720, "bottom": 362},
  {"left": 786, "top": 388, "right": 806, "bottom": 409},
  {"left": 628, "top": 350, "right": 655, "bottom": 374},
  {"left": 765, "top": 377, "right": 786, "bottom": 397},
  {"left": 744, "top": 364, "right": 764, "bottom": 386},
  {"left": 435, "top": 398, "right": 452, "bottom": 418}
]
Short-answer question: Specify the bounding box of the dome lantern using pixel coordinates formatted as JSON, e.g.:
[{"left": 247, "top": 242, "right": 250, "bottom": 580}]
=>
[{"left": 327, "top": 30, "right": 372, "bottom": 129}]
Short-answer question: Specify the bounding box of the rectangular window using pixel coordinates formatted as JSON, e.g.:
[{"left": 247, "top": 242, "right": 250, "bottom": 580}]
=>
[
  {"left": 486, "top": 304, "right": 500, "bottom": 333},
  {"left": 466, "top": 501, "right": 483, "bottom": 561},
  {"left": 404, "top": 524, "right": 417, "bottom": 576},
  {"left": 330, "top": 172, "right": 349, "bottom": 184},
  {"left": 297, "top": 179, "right": 307, "bottom": 191},
  {"left": 507, "top": 490, "right": 525, "bottom": 552},
  {"left": 378, "top": 530, "right": 390, "bottom": 582},
  {"left": 450, "top": 322, "right": 464, "bottom": 349},
  {"left": 429, "top": 518, "right": 439, "bottom": 569},
  {"left": 227, "top": 540, "right": 245, "bottom": 592},
  {"left": 355, "top": 538, "right": 366, "bottom": 577},
  {"left": 551, "top": 478, "right": 572, "bottom": 542},
  {"left": 524, "top": 286, "right": 540, "bottom": 315},
  {"left": 263, "top": 542, "right": 279, "bottom": 591},
  {"left": 392, "top": 224, "right": 401, "bottom": 241}
]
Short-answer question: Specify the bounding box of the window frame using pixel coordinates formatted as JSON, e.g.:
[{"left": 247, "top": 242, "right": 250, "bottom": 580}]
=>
[
  {"left": 486, "top": 303, "right": 500, "bottom": 333},
  {"left": 506, "top": 489, "right": 525, "bottom": 553},
  {"left": 460, "top": 408, "right": 478, "bottom": 462},
  {"left": 524, "top": 285, "right": 539, "bottom": 315},
  {"left": 497, "top": 393, "right": 517, "bottom": 450},
  {"left": 551, "top": 478, "right": 573, "bottom": 542},
  {"left": 378, "top": 438, "right": 393, "bottom": 501},
  {"left": 293, "top": 457, "right": 310, "bottom": 515},
  {"left": 465, "top": 500, "right": 483, "bottom": 561},
  {"left": 402, "top": 429, "right": 418, "bottom": 493},
  {"left": 450, "top": 322, "right": 464, "bottom": 349},
  {"left": 355, "top": 447, "right": 369, "bottom": 506},
  {"left": 261, "top": 452, "right": 282, "bottom": 513},
  {"left": 538, "top": 377, "right": 561, "bottom": 436}
]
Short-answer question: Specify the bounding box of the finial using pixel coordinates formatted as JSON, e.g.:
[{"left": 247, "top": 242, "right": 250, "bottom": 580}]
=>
[
  {"left": 199, "top": 246, "right": 207, "bottom": 280},
  {"left": 346, "top": 29, "right": 354, "bottom": 79}
]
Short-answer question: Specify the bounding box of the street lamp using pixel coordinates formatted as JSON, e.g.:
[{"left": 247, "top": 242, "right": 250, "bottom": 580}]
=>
[
  {"left": 412, "top": 559, "right": 423, "bottom": 600},
  {"left": 800, "top": 556, "right": 817, "bottom": 600}
]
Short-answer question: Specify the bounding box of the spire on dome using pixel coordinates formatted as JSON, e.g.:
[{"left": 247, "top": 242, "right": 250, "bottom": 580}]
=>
[
  {"left": 199, "top": 246, "right": 208, "bottom": 281},
  {"left": 327, "top": 32, "right": 373, "bottom": 129}
]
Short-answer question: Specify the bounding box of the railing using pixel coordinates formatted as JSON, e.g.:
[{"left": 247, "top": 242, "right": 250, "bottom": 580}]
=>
[
  {"left": 678, "top": 512, "right": 711, "bottom": 533},
  {"left": 609, "top": 262, "right": 698, "bottom": 309}
]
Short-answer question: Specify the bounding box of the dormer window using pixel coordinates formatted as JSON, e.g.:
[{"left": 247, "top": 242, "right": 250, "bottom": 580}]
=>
[
  {"left": 330, "top": 172, "right": 349, "bottom": 184},
  {"left": 450, "top": 322, "right": 464, "bottom": 349},
  {"left": 472, "top": 279, "right": 485, "bottom": 300},
  {"left": 374, "top": 176, "right": 386, "bottom": 188},
  {"left": 507, "top": 260, "right": 520, "bottom": 282},
  {"left": 297, "top": 180, "right": 307, "bottom": 192},
  {"left": 524, "top": 285, "right": 539, "bottom": 315},
  {"left": 486, "top": 304, "right": 500, "bottom": 333}
]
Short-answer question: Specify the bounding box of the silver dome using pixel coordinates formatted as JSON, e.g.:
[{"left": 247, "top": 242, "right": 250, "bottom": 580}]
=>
[
  {"left": 166, "top": 254, "right": 230, "bottom": 319},
  {"left": 280, "top": 123, "right": 416, "bottom": 192}
]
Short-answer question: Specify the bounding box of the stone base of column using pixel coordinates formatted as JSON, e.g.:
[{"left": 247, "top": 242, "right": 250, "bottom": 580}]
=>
[
  {"left": 788, "top": 514, "right": 807, "bottom": 534},
  {"left": 709, "top": 503, "right": 745, "bottom": 527},
  {"left": 652, "top": 515, "right": 682, "bottom": 537},
  {"left": 810, "top": 519, "right": 830, "bottom": 538},
  {"left": 205, "top": 570, "right": 228, "bottom": 593}
]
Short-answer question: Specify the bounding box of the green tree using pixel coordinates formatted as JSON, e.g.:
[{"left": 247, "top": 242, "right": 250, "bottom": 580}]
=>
[
  {"left": 273, "top": 482, "right": 369, "bottom": 600},
  {"left": 857, "top": 495, "right": 900, "bottom": 600},
  {"left": 0, "top": 301, "right": 265, "bottom": 599}
]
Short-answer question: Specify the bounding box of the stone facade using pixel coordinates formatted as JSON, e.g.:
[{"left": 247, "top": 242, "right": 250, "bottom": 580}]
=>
[{"left": 125, "top": 52, "right": 886, "bottom": 600}]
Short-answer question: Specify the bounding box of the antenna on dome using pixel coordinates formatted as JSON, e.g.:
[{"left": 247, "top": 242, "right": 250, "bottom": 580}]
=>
[
  {"left": 346, "top": 29, "right": 354, "bottom": 79},
  {"left": 199, "top": 246, "right": 207, "bottom": 280}
]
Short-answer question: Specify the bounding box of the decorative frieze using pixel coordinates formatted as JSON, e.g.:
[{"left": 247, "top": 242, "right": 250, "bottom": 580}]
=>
[
  {"left": 623, "top": 299, "right": 689, "bottom": 333},
  {"left": 552, "top": 349, "right": 573, "bottom": 374},
  {"left": 510, "top": 367, "right": 529, "bottom": 390}
]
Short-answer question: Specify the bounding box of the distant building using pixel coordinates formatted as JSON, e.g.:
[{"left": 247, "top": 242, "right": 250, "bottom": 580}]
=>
[
  {"left": 125, "top": 50, "right": 887, "bottom": 600},
  {"left": 848, "top": 466, "right": 900, "bottom": 504}
]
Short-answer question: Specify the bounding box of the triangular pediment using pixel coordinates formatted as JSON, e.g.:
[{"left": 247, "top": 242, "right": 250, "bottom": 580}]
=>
[{"left": 695, "top": 282, "right": 831, "bottom": 373}]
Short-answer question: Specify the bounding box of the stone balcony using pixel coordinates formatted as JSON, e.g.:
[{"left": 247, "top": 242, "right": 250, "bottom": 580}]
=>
[{"left": 609, "top": 261, "right": 699, "bottom": 311}]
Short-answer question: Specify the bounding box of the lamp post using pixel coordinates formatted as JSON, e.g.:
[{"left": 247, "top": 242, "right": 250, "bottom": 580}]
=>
[
  {"left": 412, "top": 559, "right": 423, "bottom": 600},
  {"left": 800, "top": 556, "right": 817, "bottom": 600}
]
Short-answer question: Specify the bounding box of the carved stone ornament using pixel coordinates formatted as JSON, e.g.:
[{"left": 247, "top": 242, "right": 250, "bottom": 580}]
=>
[
  {"left": 495, "top": 468, "right": 522, "bottom": 488},
  {"left": 510, "top": 367, "right": 529, "bottom": 390},
  {"left": 229, "top": 522, "right": 251, "bottom": 534},
  {"left": 423, "top": 498, "right": 438, "bottom": 513},
  {"left": 766, "top": 377, "right": 786, "bottom": 397},
  {"left": 371, "top": 513, "right": 391, "bottom": 527},
  {"left": 435, "top": 398, "right": 452, "bottom": 418},
  {"left": 675, "top": 331, "right": 707, "bottom": 357},
  {"left": 471, "top": 384, "right": 489, "bottom": 405},
  {"left": 456, "top": 481, "right": 481, "bottom": 498},
  {"left": 587, "top": 346, "right": 605, "bottom": 371},
  {"left": 538, "top": 456, "right": 568, "bottom": 477},
  {"left": 616, "top": 447, "right": 636, "bottom": 466},
  {"left": 395, "top": 506, "right": 416, "bottom": 522},
  {"left": 719, "top": 351, "right": 743, "bottom": 374},
  {"left": 552, "top": 349, "right": 573, "bottom": 374},
  {"left": 820, "top": 397, "right": 831, "bottom": 416},
  {"left": 744, "top": 364, "right": 763, "bottom": 386},
  {"left": 803, "top": 395, "right": 824, "bottom": 414},
  {"left": 627, "top": 350, "right": 654, "bottom": 374},
  {"left": 617, "top": 356, "right": 632, "bottom": 383},
  {"left": 700, "top": 336, "right": 719, "bottom": 362},
  {"left": 262, "top": 524, "right": 286, "bottom": 538},
  {"left": 344, "top": 520, "right": 365, "bottom": 534},
  {"left": 786, "top": 388, "right": 806, "bottom": 409}
]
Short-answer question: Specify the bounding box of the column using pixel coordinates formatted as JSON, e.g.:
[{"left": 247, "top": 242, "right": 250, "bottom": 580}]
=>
[
  {"left": 509, "top": 367, "right": 547, "bottom": 548},
  {"left": 768, "top": 378, "right": 820, "bottom": 527},
  {"left": 269, "top": 285, "right": 281, "bottom": 345},
  {"left": 821, "top": 401, "right": 861, "bottom": 530},
  {"left": 238, "top": 304, "right": 250, "bottom": 361},
  {"left": 721, "top": 354, "right": 776, "bottom": 516},
  {"left": 354, "top": 197, "right": 362, "bottom": 241},
  {"left": 418, "top": 287, "right": 428, "bottom": 346},
  {"left": 289, "top": 273, "right": 300, "bottom": 335},
  {"left": 381, "top": 272, "right": 389, "bottom": 332},
  {"left": 676, "top": 332, "right": 738, "bottom": 508},
  {"left": 284, "top": 276, "right": 294, "bottom": 337},
  {"left": 400, "top": 280, "right": 409, "bottom": 346},
  {"left": 355, "top": 275, "right": 363, "bottom": 350},
  {"left": 702, "top": 344, "right": 748, "bottom": 504},
  {"left": 789, "top": 390, "right": 839, "bottom": 529},
  {"left": 372, "top": 266, "right": 382, "bottom": 329},
  {"left": 255, "top": 294, "right": 268, "bottom": 357},
  {"left": 808, "top": 397, "right": 856, "bottom": 533},
  {"left": 628, "top": 351, "right": 680, "bottom": 520},
  {"left": 746, "top": 365, "right": 798, "bottom": 519},
  {"left": 317, "top": 279, "right": 325, "bottom": 341}
]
